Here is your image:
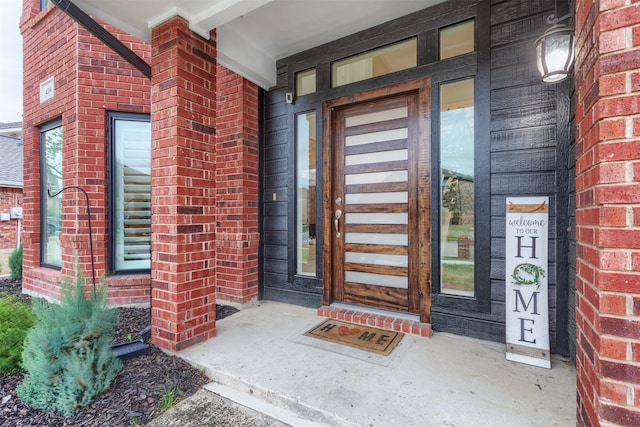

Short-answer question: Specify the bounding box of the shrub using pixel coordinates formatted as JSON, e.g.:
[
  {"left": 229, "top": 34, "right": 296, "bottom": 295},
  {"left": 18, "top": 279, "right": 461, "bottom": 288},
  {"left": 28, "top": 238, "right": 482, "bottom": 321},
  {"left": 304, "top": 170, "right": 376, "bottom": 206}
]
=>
[
  {"left": 0, "top": 294, "right": 36, "bottom": 373},
  {"left": 17, "top": 273, "right": 122, "bottom": 417},
  {"left": 8, "top": 244, "right": 23, "bottom": 280}
]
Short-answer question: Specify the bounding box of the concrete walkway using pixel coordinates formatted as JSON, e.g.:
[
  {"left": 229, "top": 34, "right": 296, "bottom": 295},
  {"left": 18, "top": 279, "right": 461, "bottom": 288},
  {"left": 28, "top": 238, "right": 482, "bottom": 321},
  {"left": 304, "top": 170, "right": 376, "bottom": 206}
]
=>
[{"left": 156, "top": 301, "right": 576, "bottom": 427}]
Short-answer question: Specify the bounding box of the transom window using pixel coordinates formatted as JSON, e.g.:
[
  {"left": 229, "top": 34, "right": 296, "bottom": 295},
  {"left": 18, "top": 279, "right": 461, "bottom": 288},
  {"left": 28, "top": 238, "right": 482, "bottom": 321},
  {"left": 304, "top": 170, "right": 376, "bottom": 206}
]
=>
[
  {"left": 296, "top": 68, "right": 316, "bottom": 96},
  {"left": 331, "top": 38, "right": 417, "bottom": 87},
  {"left": 439, "top": 19, "right": 475, "bottom": 60}
]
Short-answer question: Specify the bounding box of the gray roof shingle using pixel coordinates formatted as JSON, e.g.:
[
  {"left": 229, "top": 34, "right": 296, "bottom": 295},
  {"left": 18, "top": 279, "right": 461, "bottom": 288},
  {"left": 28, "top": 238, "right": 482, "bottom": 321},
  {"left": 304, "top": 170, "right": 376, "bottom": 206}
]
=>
[
  {"left": 0, "top": 121, "right": 22, "bottom": 130},
  {"left": 0, "top": 135, "right": 23, "bottom": 188}
]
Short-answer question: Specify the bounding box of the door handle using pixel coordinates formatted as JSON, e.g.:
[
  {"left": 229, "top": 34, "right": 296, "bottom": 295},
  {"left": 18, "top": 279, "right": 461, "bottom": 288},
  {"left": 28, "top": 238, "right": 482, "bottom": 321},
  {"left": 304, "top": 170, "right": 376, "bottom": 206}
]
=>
[{"left": 334, "top": 209, "right": 342, "bottom": 238}]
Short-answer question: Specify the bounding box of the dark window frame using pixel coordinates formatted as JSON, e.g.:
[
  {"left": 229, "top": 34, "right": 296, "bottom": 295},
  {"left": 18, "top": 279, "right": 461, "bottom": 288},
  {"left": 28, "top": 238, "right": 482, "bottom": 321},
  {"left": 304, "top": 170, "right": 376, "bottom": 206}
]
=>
[
  {"left": 39, "top": 118, "right": 63, "bottom": 269},
  {"left": 107, "top": 111, "right": 151, "bottom": 275},
  {"left": 431, "top": 7, "right": 490, "bottom": 314},
  {"left": 293, "top": 109, "right": 319, "bottom": 278},
  {"left": 275, "top": 0, "right": 490, "bottom": 313}
]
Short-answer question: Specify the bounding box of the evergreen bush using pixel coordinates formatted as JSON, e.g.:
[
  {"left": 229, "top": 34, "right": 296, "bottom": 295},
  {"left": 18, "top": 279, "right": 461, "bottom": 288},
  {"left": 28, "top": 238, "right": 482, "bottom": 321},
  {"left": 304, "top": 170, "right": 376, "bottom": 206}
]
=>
[
  {"left": 17, "top": 274, "right": 122, "bottom": 417},
  {"left": 8, "top": 244, "right": 23, "bottom": 280},
  {"left": 0, "top": 295, "right": 36, "bottom": 373}
]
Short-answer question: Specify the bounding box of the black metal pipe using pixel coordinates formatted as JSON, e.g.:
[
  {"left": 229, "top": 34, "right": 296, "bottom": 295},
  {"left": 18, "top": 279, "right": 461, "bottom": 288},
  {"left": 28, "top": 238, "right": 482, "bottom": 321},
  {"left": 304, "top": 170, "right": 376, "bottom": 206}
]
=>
[
  {"left": 48, "top": 186, "right": 96, "bottom": 288},
  {"left": 50, "top": 0, "right": 151, "bottom": 79}
]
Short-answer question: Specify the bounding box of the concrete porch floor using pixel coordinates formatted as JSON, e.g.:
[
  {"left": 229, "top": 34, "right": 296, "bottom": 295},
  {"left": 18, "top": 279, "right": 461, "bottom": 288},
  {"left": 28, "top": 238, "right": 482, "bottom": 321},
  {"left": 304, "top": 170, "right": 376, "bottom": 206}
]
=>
[{"left": 173, "top": 301, "right": 576, "bottom": 426}]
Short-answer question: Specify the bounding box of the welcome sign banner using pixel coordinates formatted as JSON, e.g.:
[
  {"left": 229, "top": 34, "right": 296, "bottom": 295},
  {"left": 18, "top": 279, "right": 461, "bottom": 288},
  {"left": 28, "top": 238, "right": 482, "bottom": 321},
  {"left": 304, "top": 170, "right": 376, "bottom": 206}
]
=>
[{"left": 505, "top": 197, "right": 550, "bottom": 369}]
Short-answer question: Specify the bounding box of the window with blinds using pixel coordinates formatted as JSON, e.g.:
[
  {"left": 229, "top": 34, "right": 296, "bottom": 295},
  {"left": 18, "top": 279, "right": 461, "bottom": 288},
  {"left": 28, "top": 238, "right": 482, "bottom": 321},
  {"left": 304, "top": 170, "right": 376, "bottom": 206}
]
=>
[{"left": 110, "top": 113, "right": 151, "bottom": 272}]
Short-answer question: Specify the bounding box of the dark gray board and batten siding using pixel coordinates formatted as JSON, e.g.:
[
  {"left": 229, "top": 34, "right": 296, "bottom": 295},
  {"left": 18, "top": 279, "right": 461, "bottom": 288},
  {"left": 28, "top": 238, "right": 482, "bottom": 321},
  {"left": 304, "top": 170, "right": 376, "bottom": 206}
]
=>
[{"left": 260, "top": 0, "right": 573, "bottom": 356}]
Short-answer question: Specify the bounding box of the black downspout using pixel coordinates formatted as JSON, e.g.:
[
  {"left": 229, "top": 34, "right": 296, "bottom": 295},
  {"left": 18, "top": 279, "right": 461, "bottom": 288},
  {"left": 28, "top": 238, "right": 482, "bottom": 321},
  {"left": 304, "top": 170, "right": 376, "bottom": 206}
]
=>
[{"left": 50, "top": 0, "right": 152, "bottom": 79}]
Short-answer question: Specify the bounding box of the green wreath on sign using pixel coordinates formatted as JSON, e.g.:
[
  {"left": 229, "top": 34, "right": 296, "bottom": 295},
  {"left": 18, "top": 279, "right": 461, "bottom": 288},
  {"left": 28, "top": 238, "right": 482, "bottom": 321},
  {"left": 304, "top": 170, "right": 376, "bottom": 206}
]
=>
[{"left": 511, "top": 263, "right": 546, "bottom": 290}]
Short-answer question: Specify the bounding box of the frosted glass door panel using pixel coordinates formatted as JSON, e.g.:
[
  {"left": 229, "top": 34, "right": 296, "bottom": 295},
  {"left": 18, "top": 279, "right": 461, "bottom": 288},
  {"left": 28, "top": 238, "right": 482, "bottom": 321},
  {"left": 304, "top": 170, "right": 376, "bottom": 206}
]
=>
[
  {"left": 345, "top": 252, "right": 408, "bottom": 267},
  {"left": 345, "top": 170, "right": 408, "bottom": 185},
  {"left": 345, "top": 192, "right": 408, "bottom": 204},
  {"left": 345, "top": 272, "right": 408, "bottom": 289},
  {"left": 345, "top": 213, "right": 408, "bottom": 224},
  {"left": 345, "top": 149, "right": 407, "bottom": 166},
  {"left": 346, "top": 107, "right": 408, "bottom": 127},
  {"left": 345, "top": 233, "right": 408, "bottom": 245},
  {"left": 345, "top": 128, "right": 408, "bottom": 146}
]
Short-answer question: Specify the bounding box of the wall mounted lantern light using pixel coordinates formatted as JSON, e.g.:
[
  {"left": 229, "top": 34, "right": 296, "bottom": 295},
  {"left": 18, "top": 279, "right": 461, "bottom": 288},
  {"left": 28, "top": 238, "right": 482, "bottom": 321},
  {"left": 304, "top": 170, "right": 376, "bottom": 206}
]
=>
[{"left": 535, "top": 10, "right": 575, "bottom": 83}]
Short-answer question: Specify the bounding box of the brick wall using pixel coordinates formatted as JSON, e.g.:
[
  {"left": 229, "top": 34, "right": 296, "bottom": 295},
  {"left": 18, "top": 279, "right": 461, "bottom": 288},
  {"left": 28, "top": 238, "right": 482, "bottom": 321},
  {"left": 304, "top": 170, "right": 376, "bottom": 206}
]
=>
[
  {"left": 214, "top": 66, "right": 260, "bottom": 305},
  {"left": 574, "top": 0, "right": 640, "bottom": 425},
  {"left": 0, "top": 187, "right": 23, "bottom": 251},
  {"left": 150, "top": 16, "right": 218, "bottom": 351},
  {"left": 147, "top": 20, "right": 261, "bottom": 350},
  {"left": 20, "top": 0, "right": 151, "bottom": 304},
  {"left": 21, "top": 1, "right": 262, "bottom": 351}
]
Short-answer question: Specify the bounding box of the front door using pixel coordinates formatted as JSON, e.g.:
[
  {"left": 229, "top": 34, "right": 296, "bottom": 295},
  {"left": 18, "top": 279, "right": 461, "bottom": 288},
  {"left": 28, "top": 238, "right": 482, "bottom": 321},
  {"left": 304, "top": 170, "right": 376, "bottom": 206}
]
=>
[{"left": 324, "top": 79, "right": 431, "bottom": 321}]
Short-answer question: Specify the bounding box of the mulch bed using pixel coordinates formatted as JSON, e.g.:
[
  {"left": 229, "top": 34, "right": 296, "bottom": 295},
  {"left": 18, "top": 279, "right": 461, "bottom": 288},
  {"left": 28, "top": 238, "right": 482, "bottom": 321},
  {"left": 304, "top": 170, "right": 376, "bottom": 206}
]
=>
[{"left": 0, "top": 278, "right": 238, "bottom": 426}]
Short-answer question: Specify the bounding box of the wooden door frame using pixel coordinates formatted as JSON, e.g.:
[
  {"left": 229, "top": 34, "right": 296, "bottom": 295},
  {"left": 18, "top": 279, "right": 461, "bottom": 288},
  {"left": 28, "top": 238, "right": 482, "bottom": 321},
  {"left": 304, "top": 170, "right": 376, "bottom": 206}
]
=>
[{"left": 322, "top": 77, "right": 432, "bottom": 323}]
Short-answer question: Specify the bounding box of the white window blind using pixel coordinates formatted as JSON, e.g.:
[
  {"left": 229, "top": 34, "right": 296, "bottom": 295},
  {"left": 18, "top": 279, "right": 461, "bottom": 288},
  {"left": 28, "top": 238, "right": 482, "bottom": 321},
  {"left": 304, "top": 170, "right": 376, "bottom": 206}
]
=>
[{"left": 114, "top": 119, "right": 151, "bottom": 271}]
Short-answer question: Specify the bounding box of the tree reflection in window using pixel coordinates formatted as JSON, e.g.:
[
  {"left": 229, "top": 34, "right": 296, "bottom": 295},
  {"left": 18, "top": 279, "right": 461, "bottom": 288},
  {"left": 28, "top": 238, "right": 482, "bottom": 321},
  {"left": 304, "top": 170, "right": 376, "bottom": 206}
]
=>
[
  {"left": 440, "top": 79, "right": 475, "bottom": 296},
  {"left": 42, "top": 124, "right": 63, "bottom": 267}
]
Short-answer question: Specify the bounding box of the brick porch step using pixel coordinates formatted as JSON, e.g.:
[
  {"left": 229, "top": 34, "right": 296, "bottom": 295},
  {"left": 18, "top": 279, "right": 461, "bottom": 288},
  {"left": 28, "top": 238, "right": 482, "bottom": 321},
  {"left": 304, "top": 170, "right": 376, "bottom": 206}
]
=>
[{"left": 318, "top": 305, "right": 432, "bottom": 338}]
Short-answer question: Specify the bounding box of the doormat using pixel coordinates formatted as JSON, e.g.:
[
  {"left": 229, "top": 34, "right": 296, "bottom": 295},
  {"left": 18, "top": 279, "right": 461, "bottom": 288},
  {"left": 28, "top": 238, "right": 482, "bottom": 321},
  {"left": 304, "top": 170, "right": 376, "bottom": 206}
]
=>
[{"left": 304, "top": 319, "right": 403, "bottom": 356}]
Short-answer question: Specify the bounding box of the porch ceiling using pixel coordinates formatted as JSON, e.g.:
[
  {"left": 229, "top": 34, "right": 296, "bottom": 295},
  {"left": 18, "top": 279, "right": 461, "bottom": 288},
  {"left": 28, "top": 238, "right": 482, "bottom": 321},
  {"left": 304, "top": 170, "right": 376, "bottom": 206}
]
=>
[{"left": 71, "top": 0, "right": 445, "bottom": 89}]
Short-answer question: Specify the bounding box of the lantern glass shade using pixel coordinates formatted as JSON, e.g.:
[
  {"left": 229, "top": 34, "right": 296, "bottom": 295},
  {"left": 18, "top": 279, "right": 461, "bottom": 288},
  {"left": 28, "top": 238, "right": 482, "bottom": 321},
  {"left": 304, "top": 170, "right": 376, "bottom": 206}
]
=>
[{"left": 535, "top": 24, "right": 575, "bottom": 83}]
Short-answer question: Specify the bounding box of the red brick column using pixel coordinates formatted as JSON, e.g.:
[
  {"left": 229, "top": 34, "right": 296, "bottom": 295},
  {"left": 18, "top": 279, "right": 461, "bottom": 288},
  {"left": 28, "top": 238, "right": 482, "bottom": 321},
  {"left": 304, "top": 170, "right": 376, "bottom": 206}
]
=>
[
  {"left": 150, "top": 16, "right": 217, "bottom": 351},
  {"left": 574, "top": 1, "right": 640, "bottom": 425},
  {"left": 214, "top": 66, "right": 260, "bottom": 304}
]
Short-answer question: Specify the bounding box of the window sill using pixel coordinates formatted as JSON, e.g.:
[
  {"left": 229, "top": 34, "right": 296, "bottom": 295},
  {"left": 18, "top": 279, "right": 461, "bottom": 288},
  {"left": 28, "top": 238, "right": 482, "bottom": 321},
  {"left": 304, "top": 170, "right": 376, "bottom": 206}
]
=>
[{"left": 106, "top": 273, "right": 151, "bottom": 288}]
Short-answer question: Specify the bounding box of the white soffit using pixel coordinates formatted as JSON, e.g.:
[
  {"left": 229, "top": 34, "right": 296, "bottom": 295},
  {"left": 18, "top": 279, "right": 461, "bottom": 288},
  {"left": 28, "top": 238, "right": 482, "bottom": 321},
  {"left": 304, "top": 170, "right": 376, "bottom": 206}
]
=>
[{"left": 71, "top": 0, "right": 445, "bottom": 89}]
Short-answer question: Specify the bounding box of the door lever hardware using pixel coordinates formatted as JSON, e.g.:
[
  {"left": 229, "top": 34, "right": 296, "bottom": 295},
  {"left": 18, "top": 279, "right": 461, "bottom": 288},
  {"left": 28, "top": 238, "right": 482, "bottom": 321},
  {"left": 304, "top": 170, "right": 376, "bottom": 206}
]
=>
[{"left": 334, "top": 209, "right": 342, "bottom": 238}]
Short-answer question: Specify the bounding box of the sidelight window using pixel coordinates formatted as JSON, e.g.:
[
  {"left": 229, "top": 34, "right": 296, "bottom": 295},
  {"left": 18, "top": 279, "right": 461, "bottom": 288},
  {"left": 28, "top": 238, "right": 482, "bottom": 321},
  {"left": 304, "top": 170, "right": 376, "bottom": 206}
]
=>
[
  {"left": 296, "top": 111, "right": 317, "bottom": 276},
  {"left": 440, "top": 78, "right": 475, "bottom": 296}
]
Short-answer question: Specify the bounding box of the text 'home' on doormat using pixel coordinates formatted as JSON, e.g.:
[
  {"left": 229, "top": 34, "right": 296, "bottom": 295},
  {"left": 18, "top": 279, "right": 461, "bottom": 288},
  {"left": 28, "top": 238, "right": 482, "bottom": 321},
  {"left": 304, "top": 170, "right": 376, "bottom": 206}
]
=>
[{"left": 304, "top": 319, "right": 404, "bottom": 356}]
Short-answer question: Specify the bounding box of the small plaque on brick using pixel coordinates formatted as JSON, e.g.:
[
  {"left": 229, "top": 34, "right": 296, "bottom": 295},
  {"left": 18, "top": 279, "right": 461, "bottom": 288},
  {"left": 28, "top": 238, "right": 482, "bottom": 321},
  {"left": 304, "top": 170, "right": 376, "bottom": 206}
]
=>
[{"left": 40, "top": 76, "right": 54, "bottom": 103}]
